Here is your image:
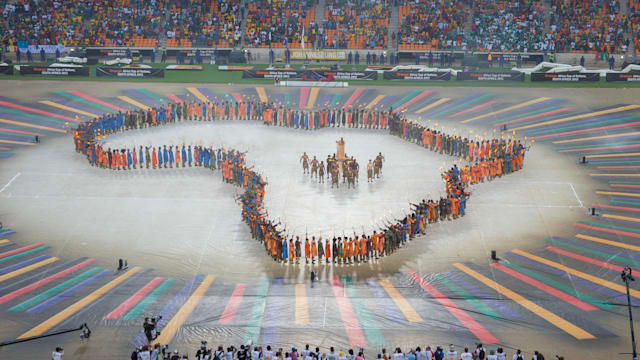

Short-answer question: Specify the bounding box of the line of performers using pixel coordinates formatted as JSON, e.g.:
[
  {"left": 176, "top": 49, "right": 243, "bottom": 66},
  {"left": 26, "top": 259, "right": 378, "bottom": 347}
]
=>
[{"left": 72, "top": 98, "right": 528, "bottom": 265}]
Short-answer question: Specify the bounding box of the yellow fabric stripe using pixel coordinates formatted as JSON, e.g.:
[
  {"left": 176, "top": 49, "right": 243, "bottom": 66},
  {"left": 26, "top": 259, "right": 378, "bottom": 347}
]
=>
[
  {"left": 596, "top": 190, "right": 640, "bottom": 197},
  {"left": 307, "top": 88, "right": 319, "bottom": 109},
  {"left": 461, "top": 97, "right": 550, "bottom": 123},
  {"left": 378, "top": 280, "right": 423, "bottom": 322},
  {"left": 0, "top": 118, "right": 66, "bottom": 133},
  {"left": 586, "top": 152, "right": 640, "bottom": 159},
  {"left": 511, "top": 105, "right": 640, "bottom": 131},
  {"left": 19, "top": 266, "right": 142, "bottom": 339},
  {"left": 553, "top": 131, "right": 640, "bottom": 144},
  {"left": 511, "top": 249, "right": 640, "bottom": 298},
  {"left": 39, "top": 100, "right": 99, "bottom": 118},
  {"left": 0, "top": 257, "right": 58, "bottom": 283},
  {"left": 453, "top": 263, "right": 595, "bottom": 339},
  {"left": 416, "top": 98, "right": 450, "bottom": 114},
  {"left": 256, "top": 87, "right": 268, "bottom": 103},
  {"left": 602, "top": 214, "right": 640, "bottom": 223},
  {"left": 365, "top": 95, "right": 386, "bottom": 109},
  {"left": 576, "top": 234, "right": 640, "bottom": 251},
  {"left": 295, "top": 284, "right": 310, "bottom": 325},
  {"left": 186, "top": 87, "right": 209, "bottom": 103},
  {"left": 0, "top": 239, "right": 9, "bottom": 245},
  {"left": 0, "top": 139, "right": 36, "bottom": 146},
  {"left": 117, "top": 96, "right": 151, "bottom": 111},
  {"left": 153, "top": 275, "right": 215, "bottom": 344}
]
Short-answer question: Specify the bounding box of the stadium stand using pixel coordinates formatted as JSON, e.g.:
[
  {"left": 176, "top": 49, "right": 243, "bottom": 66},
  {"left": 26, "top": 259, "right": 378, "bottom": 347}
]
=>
[
  {"left": 466, "top": 0, "right": 550, "bottom": 53},
  {"left": 165, "top": 0, "right": 242, "bottom": 48},
  {"left": 548, "top": 0, "right": 627, "bottom": 54},
  {"left": 244, "top": 0, "right": 316, "bottom": 49},
  {"left": 323, "top": 0, "right": 390, "bottom": 49},
  {"left": 396, "top": 0, "right": 469, "bottom": 51}
]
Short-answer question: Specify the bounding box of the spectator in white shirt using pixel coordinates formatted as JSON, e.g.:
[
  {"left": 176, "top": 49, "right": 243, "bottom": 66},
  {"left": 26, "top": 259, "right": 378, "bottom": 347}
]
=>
[
  {"left": 495, "top": 348, "right": 506, "bottom": 360},
  {"left": 460, "top": 348, "right": 472, "bottom": 360},
  {"left": 445, "top": 345, "right": 457, "bottom": 360},
  {"left": 512, "top": 350, "right": 524, "bottom": 360},
  {"left": 52, "top": 347, "right": 64, "bottom": 360}
]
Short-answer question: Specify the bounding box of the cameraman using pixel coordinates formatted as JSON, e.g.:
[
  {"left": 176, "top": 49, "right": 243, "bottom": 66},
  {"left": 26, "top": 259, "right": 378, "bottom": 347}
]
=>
[
  {"left": 197, "top": 341, "right": 211, "bottom": 360},
  {"left": 237, "top": 345, "right": 249, "bottom": 360}
]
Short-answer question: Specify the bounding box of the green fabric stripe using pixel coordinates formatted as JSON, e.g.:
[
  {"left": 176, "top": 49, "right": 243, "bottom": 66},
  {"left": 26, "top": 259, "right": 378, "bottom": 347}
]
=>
[
  {"left": 136, "top": 88, "right": 165, "bottom": 103},
  {"left": 0, "top": 151, "right": 14, "bottom": 156},
  {"left": 330, "top": 93, "right": 343, "bottom": 107},
  {"left": 9, "top": 267, "right": 102, "bottom": 312},
  {"left": 392, "top": 90, "right": 421, "bottom": 108},
  {"left": 284, "top": 93, "right": 292, "bottom": 106},
  {"left": 0, "top": 130, "right": 37, "bottom": 139},
  {"left": 577, "top": 220, "right": 640, "bottom": 234},
  {"left": 610, "top": 181, "right": 640, "bottom": 185},
  {"left": 242, "top": 277, "right": 270, "bottom": 344},
  {"left": 611, "top": 200, "right": 640, "bottom": 207},
  {"left": 529, "top": 116, "right": 640, "bottom": 136},
  {"left": 122, "top": 278, "right": 176, "bottom": 320},
  {"left": 557, "top": 141, "right": 640, "bottom": 151},
  {"left": 488, "top": 106, "right": 560, "bottom": 125},
  {"left": 343, "top": 276, "right": 385, "bottom": 346},
  {"left": 0, "top": 108, "right": 65, "bottom": 126},
  {"left": 0, "top": 245, "right": 50, "bottom": 264},
  {"left": 0, "top": 229, "right": 13, "bottom": 233},
  {"left": 433, "top": 93, "right": 494, "bottom": 117},
  {"left": 54, "top": 91, "right": 115, "bottom": 113},
  {"left": 546, "top": 238, "right": 640, "bottom": 267},
  {"left": 434, "top": 274, "right": 500, "bottom": 318},
  {"left": 589, "top": 161, "right": 640, "bottom": 165},
  {"left": 499, "top": 260, "right": 612, "bottom": 310}
]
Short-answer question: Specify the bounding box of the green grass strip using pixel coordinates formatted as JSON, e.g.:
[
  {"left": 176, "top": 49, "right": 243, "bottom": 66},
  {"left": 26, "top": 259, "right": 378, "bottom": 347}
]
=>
[
  {"left": 488, "top": 106, "right": 560, "bottom": 125},
  {"left": 343, "top": 276, "right": 386, "bottom": 346},
  {"left": 499, "top": 260, "right": 612, "bottom": 310},
  {"left": 330, "top": 93, "right": 343, "bottom": 107},
  {"left": 391, "top": 89, "right": 421, "bottom": 108},
  {"left": 0, "top": 108, "right": 65, "bottom": 126},
  {"left": 53, "top": 91, "right": 116, "bottom": 113},
  {"left": 530, "top": 116, "right": 640, "bottom": 136},
  {"left": 9, "top": 267, "right": 102, "bottom": 312},
  {"left": 242, "top": 277, "right": 270, "bottom": 344},
  {"left": 0, "top": 245, "right": 50, "bottom": 265},
  {"left": 545, "top": 238, "right": 640, "bottom": 267},
  {"left": 136, "top": 88, "right": 166, "bottom": 104},
  {"left": 434, "top": 274, "right": 501, "bottom": 318},
  {"left": 556, "top": 140, "right": 640, "bottom": 151},
  {"left": 122, "top": 278, "right": 176, "bottom": 320},
  {"left": 577, "top": 220, "right": 640, "bottom": 234},
  {"left": 433, "top": 93, "right": 494, "bottom": 117}
]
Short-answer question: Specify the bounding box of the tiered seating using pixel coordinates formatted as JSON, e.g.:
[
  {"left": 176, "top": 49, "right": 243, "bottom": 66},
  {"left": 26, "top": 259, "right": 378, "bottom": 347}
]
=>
[
  {"left": 86, "top": 0, "right": 163, "bottom": 47},
  {"left": 324, "top": 0, "right": 389, "bottom": 49},
  {"left": 466, "top": 0, "right": 550, "bottom": 52},
  {"left": 631, "top": 0, "right": 640, "bottom": 54},
  {"left": 245, "top": 0, "right": 316, "bottom": 48},
  {"left": 549, "top": 0, "right": 626, "bottom": 53},
  {"left": 396, "top": 0, "right": 468, "bottom": 51},
  {"left": 0, "top": 0, "right": 88, "bottom": 47},
  {"left": 166, "top": 0, "right": 241, "bottom": 48}
]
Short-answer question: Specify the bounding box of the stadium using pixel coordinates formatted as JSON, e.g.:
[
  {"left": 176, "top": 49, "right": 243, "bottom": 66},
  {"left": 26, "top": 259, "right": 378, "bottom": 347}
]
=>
[{"left": 1, "top": 0, "right": 640, "bottom": 359}]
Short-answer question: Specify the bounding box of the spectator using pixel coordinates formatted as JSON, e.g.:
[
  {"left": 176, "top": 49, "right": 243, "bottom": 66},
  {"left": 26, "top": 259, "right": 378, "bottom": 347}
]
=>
[
  {"left": 397, "top": 0, "right": 468, "bottom": 51},
  {"left": 52, "top": 347, "right": 64, "bottom": 360},
  {"left": 324, "top": 0, "right": 390, "bottom": 49}
]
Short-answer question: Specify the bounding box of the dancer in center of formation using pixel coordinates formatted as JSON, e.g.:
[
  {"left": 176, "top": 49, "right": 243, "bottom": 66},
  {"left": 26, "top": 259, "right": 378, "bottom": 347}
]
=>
[{"left": 73, "top": 96, "right": 528, "bottom": 266}]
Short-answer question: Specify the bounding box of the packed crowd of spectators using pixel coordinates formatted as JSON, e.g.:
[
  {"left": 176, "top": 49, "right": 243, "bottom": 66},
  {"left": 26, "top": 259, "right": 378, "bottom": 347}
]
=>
[
  {"left": 245, "top": 0, "right": 316, "bottom": 48},
  {"left": 323, "top": 0, "right": 389, "bottom": 49},
  {"left": 165, "top": 0, "right": 242, "bottom": 48},
  {"left": 631, "top": 0, "right": 640, "bottom": 54},
  {"left": 131, "top": 343, "right": 555, "bottom": 360},
  {"left": 396, "top": 0, "right": 469, "bottom": 51},
  {"left": 548, "top": 0, "right": 627, "bottom": 54},
  {"left": 465, "top": 1, "right": 551, "bottom": 53},
  {"left": 87, "top": 0, "right": 164, "bottom": 47},
  {"left": 1, "top": 0, "right": 89, "bottom": 48}
]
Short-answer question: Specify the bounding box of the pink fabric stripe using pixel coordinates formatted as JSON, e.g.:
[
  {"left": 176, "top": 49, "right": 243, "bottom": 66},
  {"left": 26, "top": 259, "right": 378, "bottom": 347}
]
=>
[
  {"left": 0, "top": 127, "right": 45, "bottom": 136},
  {"left": 66, "top": 91, "right": 125, "bottom": 112},
  {"left": 560, "top": 144, "right": 640, "bottom": 153},
  {"left": 218, "top": 284, "right": 247, "bottom": 324},
  {"left": 492, "top": 108, "right": 572, "bottom": 127},
  {"left": 592, "top": 204, "right": 640, "bottom": 213},
  {"left": 449, "top": 101, "right": 497, "bottom": 118},
  {"left": 533, "top": 121, "right": 640, "bottom": 140},
  {"left": 0, "top": 259, "right": 95, "bottom": 305},
  {"left": 103, "top": 277, "right": 165, "bottom": 319},
  {"left": 299, "top": 88, "right": 310, "bottom": 109},
  {"left": 166, "top": 94, "right": 183, "bottom": 104},
  {"left": 393, "top": 90, "right": 433, "bottom": 113},
  {"left": 0, "top": 101, "right": 76, "bottom": 122},
  {"left": 342, "top": 88, "right": 365, "bottom": 109},
  {"left": 0, "top": 243, "right": 45, "bottom": 259},
  {"left": 330, "top": 276, "right": 367, "bottom": 346},
  {"left": 232, "top": 93, "right": 243, "bottom": 103}
]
